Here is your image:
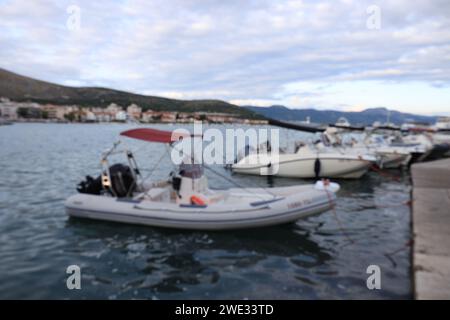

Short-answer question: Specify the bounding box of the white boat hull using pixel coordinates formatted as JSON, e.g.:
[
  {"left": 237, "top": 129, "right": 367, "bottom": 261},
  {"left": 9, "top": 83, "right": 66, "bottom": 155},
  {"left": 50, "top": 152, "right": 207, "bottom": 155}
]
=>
[
  {"left": 232, "top": 154, "right": 373, "bottom": 179},
  {"left": 377, "top": 152, "right": 411, "bottom": 169},
  {"left": 342, "top": 145, "right": 412, "bottom": 169},
  {"left": 65, "top": 184, "right": 338, "bottom": 230},
  {"left": 433, "top": 133, "right": 450, "bottom": 145}
]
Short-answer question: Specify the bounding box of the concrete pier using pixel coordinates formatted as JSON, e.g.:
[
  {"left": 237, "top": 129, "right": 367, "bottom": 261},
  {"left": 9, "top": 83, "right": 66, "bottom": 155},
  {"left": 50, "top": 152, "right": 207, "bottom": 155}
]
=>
[{"left": 411, "top": 158, "right": 450, "bottom": 299}]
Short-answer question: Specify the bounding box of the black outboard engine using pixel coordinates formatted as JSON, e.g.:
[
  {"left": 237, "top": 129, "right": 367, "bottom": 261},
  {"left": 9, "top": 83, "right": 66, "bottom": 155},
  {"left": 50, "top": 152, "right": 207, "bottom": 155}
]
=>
[
  {"left": 77, "top": 163, "right": 136, "bottom": 197},
  {"left": 77, "top": 175, "right": 102, "bottom": 195},
  {"left": 107, "top": 164, "right": 136, "bottom": 197}
]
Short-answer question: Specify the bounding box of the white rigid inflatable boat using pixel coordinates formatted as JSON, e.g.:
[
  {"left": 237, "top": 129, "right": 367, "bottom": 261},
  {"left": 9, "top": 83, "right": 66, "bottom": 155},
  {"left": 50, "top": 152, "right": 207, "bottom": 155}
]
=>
[
  {"left": 65, "top": 128, "right": 340, "bottom": 230},
  {"left": 66, "top": 181, "right": 339, "bottom": 230}
]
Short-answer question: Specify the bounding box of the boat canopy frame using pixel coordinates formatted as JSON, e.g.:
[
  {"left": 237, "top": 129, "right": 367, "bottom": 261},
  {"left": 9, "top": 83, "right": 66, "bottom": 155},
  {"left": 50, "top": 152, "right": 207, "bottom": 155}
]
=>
[{"left": 99, "top": 140, "right": 144, "bottom": 198}]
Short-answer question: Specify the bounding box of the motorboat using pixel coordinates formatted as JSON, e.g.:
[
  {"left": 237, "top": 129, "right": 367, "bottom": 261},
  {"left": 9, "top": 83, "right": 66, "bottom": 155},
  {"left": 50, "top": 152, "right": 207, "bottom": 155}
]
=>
[
  {"left": 321, "top": 128, "right": 427, "bottom": 169},
  {"left": 396, "top": 132, "right": 450, "bottom": 163},
  {"left": 432, "top": 132, "right": 450, "bottom": 145},
  {"left": 307, "top": 128, "right": 408, "bottom": 169},
  {"left": 65, "top": 128, "right": 340, "bottom": 230},
  {"left": 232, "top": 141, "right": 376, "bottom": 179},
  {"left": 340, "top": 133, "right": 412, "bottom": 169},
  {"left": 354, "top": 131, "right": 448, "bottom": 166},
  {"left": 335, "top": 117, "right": 351, "bottom": 128},
  {"left": 435, "top": 116, "right": 450, "bottom": 131},
  {"left": 341, "top": 144, "right": 410, "bottom": 169}
]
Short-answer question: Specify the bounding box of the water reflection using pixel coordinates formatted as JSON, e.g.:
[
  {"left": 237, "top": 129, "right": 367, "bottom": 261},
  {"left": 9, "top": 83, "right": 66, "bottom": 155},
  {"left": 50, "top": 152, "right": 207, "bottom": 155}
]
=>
[{"left": 64, "top": 218, "right": 332, "bottom": 298}]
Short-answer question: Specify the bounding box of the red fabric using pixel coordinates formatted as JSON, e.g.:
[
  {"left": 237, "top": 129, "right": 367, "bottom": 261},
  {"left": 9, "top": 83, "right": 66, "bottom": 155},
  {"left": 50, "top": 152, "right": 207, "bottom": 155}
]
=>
[
  {"left": 120, "top": 128, "right": 196, "bottom": 143},
  {"left": 408, "top": 127, "right": 435, "bottom": 133}
]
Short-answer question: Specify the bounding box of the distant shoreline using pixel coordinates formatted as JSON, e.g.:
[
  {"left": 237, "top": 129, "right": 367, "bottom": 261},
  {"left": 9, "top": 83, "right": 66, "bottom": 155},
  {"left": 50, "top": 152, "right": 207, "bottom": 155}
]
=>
[{"left": 3, "top": 119, "right": 269, "bottom": 126}]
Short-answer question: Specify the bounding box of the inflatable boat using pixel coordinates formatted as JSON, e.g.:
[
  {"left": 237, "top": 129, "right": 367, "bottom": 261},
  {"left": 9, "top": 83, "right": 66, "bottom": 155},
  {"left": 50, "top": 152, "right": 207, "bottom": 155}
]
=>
[{"left": 65, "top": 128, "right": 340, "bottom": 230}]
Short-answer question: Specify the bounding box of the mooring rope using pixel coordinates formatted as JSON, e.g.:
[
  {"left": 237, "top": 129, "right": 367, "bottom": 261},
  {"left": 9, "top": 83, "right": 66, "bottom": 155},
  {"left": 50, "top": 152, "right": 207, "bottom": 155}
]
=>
[
  {"left": 212, "top": 140, "right": 280, "bottom": 198},
  {"left": 322, "top": 180, "right": 414, "bottom": 267},
  {"left": 128, "top": 146, "right": 170, "bottom": 198},
  {"left": 169, "top": 141, "right": 277, "bottom": 200},
  {"left": 375, "top": 200, "right": 411, "bottom": 209},
  {"left": 384, "top": 239, "right": 413, "bottom": 267},
  {"left": 202, "top": 163, "right": 277, "bottom": 199},
  {"left": 322, "top": 179, "right": 355, "bottom": 245},
  {"left": 370, "top": 164, "right": 402, "bottom": 181}
]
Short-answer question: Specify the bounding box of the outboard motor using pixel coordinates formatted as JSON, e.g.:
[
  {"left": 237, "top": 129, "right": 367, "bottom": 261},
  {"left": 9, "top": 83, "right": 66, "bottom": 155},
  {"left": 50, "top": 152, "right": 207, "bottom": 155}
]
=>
[
  {"left": 77, "top": 163, "right": 136, "bottom": 197},
  {"left": 77, "top": 175, "right": 102, "bottom": 195},
  {"left": 107, "top": 164, "right": 136, "bottom": 197}
]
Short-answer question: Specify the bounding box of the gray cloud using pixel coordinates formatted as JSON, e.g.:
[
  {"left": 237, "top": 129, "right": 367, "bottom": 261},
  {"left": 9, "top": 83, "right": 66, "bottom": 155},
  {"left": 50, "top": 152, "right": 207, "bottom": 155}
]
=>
[{"left": 1, "top": 0, "right": 450, "bottom": 110}]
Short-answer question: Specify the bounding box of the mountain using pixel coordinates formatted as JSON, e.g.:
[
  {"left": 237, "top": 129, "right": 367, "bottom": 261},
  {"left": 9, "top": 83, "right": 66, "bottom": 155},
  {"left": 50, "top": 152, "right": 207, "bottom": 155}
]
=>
[
  {"left": 245, "top": 105, "right": 438, "bottom": 126},
  {"left": 1, "top": 68, "right": 438, "bottom": 125},
  {"left": 0, "top": 68, "right": 260, "bottom": 118}
]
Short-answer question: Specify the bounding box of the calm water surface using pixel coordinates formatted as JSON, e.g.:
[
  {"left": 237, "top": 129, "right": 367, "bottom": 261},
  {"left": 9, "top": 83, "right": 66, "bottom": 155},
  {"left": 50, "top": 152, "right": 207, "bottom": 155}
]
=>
[{"left": 0, "top": 123, "right": 411, "bottom": 299}]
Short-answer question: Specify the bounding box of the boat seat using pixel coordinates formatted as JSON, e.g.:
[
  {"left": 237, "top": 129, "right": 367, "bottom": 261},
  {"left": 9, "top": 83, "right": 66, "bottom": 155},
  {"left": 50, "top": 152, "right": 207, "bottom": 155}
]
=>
[
  {"left": 145, "top": 187, "right": 170, "bottom": 202},
  {"left": 204, "top": 190, "right": 229, "bottom": 204}
]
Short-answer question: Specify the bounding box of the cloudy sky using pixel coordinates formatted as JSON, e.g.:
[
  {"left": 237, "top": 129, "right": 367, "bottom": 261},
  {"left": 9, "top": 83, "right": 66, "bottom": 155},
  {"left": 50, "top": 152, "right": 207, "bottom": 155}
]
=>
[{"left": 1, "top": 0, "right": 450, "bottom": 114}]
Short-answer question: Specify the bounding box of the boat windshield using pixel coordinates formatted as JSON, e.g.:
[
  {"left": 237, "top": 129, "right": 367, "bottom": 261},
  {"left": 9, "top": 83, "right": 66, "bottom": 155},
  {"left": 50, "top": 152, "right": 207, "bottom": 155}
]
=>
[{"left": 179, "top": 163, "right": 204, "bottom": 179}]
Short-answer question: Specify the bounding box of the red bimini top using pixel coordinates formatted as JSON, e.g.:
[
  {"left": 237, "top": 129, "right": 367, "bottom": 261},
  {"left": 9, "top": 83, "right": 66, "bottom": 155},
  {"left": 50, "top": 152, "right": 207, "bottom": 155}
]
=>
[{"left": 120, "top": 128, "right": 201, "bottom": 143}]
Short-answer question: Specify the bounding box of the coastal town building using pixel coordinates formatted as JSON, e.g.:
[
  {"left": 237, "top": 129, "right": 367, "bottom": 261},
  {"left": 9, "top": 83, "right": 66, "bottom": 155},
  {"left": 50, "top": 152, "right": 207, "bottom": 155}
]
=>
[
  {"left": 177, "top": 112, "right": 195, "bottom": 123},
  {"left": 141, "top": 110, "right": 155, "bottom": 122},
  {"left": 115, "top": 110, "right": 127, "bottom": 121},
  {"left": 202, "top": 112, "right": 240, "bottom": 123},
  {"left": 0, "top": 97, "right": 18, "bottom": 120},
  {"left": 41, "top": 104, "right": 72, "bottom": 120},
  {"left": 159, "top": 111, "right": 177, "bottom": 123},
  {"left": 89, "top": 107, "right": 109, "bottom": 122},
  {"left": 84, "top": 110, "right": 97, "bottom": 122},
  {"left": 0, "top": 97, "right": 268, "bottom": 125},
  {"left": 126, "top": 104, "right": 142, "bottom": 120},
  {"left": 106, "top": 103, "right": 123, "bottom": 115}
]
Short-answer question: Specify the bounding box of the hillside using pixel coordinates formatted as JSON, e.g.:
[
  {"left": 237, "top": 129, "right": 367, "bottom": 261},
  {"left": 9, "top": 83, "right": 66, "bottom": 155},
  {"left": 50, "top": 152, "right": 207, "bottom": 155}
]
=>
[
  {"left": 246, "top": 105, "right": 437, "bottom": 126},
  {"left": 1, "top": 68, "right": 439, "bottom": 125},
  {"left": 0, "top": 68, "right": 259, "bottom": 118}
]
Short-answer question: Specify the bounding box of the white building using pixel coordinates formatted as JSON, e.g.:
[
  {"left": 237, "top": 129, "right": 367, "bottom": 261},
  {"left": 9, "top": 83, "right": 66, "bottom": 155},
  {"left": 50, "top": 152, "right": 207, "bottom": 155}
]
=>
[
  {"left": 97, "top": 113, "right": 112, "bottom": 122},
  {"left": 126, "top": 103, "right": 142, "bottom": 119},
  {"left": 115, "top": 110, "right": 127, "bottom": 121},
  {"left": 85, "top": 111, "right": 97, "bottom": 122},
  {"left": 141, "top": 110, "right": 154, "bottom": 122},
  {"left": 0, "top": 97, "right": 18, "bottom": 120},
  {"left": 106, "top": 103, "right": 123, "bottom": 114}
]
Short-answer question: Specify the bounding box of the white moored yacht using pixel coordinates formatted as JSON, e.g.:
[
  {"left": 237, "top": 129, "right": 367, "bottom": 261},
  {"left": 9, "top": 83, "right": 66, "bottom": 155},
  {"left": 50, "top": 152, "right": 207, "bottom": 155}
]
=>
[
  {"left": 435, "top": 116, "right": 450, "bottom": 131},
  {"left": 232, "top": 140, "right": 376, "bottom": 179},
  {"left": 318, "top": 127, "right": 420, "bottom": 169}
]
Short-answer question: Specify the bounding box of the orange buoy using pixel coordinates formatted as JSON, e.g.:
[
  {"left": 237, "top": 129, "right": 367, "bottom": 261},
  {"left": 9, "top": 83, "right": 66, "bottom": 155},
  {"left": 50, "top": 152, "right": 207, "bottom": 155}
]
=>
[{"left": 191, "top": 195, "right": 207, "bottom": 206}]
